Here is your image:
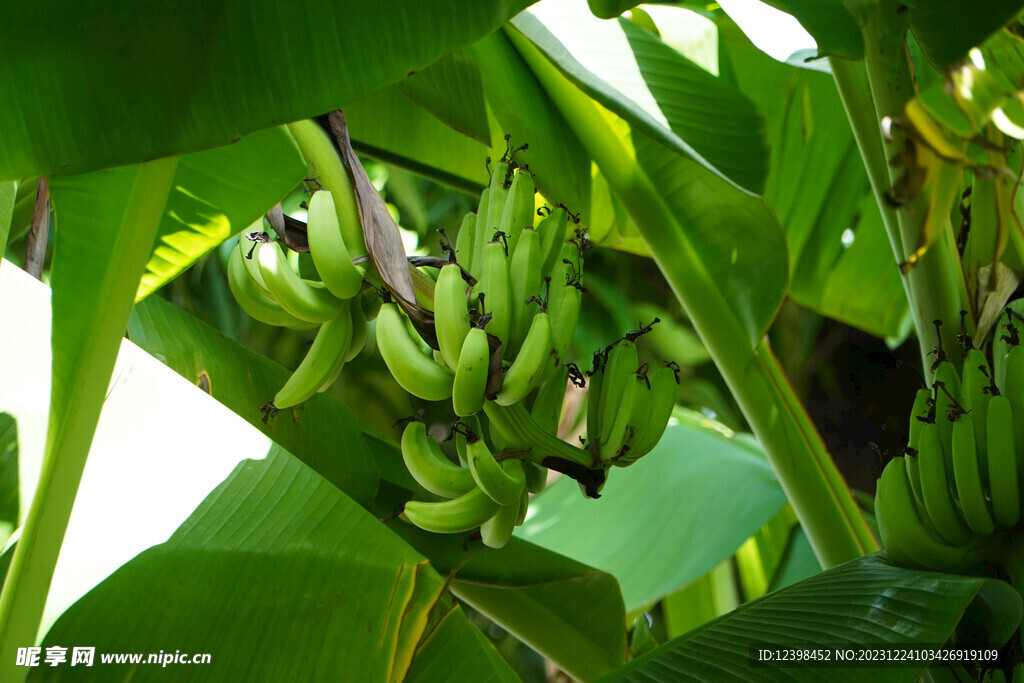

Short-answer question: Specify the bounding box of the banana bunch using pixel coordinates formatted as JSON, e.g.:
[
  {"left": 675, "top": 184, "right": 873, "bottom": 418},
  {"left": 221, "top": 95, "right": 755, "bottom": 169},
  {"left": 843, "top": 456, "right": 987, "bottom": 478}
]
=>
[
  {"left": 227, "top": 188, "right": 372, "bottom": 415},
  {"left": 585, "top": 337, "right": 680, "bottom": 467},
  {"left": 875, "top": 307, "right": 1024, "bottom": 571},
  {"left": 399, "top": 419, "right": 528, "bottom": 548},
  {"left": 377, "top": 142, "right": 584, "bottom": 413}
]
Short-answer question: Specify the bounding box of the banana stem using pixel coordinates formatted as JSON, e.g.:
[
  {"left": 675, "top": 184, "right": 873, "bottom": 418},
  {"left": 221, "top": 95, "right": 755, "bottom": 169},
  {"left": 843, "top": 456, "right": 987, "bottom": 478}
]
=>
[{"left": 828, "top": 5, "right": 967, "bottom": 375}]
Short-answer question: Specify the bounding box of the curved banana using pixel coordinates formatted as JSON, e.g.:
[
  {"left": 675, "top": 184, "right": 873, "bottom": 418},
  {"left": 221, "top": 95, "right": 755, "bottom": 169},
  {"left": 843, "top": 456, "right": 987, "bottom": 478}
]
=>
[
  {"left": 596, "top": 340, "right": 640, "bottom": 460},
  {"left": 375, "top": 301, "right": 454, "bottom": 401},
  {"left": 273, "top": 301, "right": 353, "bottom": 409},
  {"left": 507, "top": 227, "right": 542, "bottom": 354},
  {"left": 905, "top": 388, "right": 933, "bottom": 515},
  {"left": 305, "top": 190, "right": 365, "bottom": 299},
  {"left": 480, "top": 461, "right": 526, "bottom": 549},
  {"left": 986, "top": 395, "right": 1020, "bottom": 528},
  {"left": 599, "top": 368, "right": 644, "bottom": 463},
  {"left": 586, "top": 353, "right": 605, "bottom": 446},
  {"left": 361, "top": 287, "right": 382, "bottom": 322},
  {"left": 537, "top": 209, "right": 570, "bottom": 279},
  {"left": 344, "top": 300, "right": 367, "bottom": 362},
  {"left": 255, "top": 239, "right": 345, "bottom": 323},
  {"left": 494, "top": 312, "right": 554, "bottom": 407},
  {"left": 876, "top": 456, "right": 986, "bottom": 572},
  {"left": 227, "top": 243, "right": 311, "bottom": 329},
  {"left": 403, "top": 486, "right": 501, "bottom": 534},
  {"left": 401, "top": 421, "right": 476, "bottom": 498},
  {"left": 522, "top": 461, "right": 548, "bottom": 494},
  {"left": 547, "top": 242, "right": 583, "bottom": 366},
  {"left": 471, "top": 186, "right": 491, "bottom": 271},
  {"left": 453, "top": 326, "right": 491, "bottom": 417},
  {"left": 932, "top": 360, "right": 962, "bottom": 479},
  {"left": 994, "top": 308, "right": 1018, "bottom": 389},
  {"left": 917, "top": 421, "right": 974, "bottom": 546},
  {"left": 516, "top": 486, "right": 530, "bottom": 526},
  {"left": 961, "top": 348, "right": 994, "bottom": 457},
  {"left": 620, "top": 363, "right": 679, "bottom": 464},
  {"left": 410, "top": 265, "right": 436, "bottom": 312},
  {"left": 474, "top": 239, "right": 512, "bottom": 347},
  {"left": 1003, "top": 345, "right": 1024, "bottom": 465},
  {"left": 434, "top": 263, "right": 472, "bottom": 370},
  {"left": 454, "top": 211, "right": 477, "bottom": 274},
  {"left": 531, "top": 364, "right": 568, "bottom": 435},
  {"left": 286, "top": 119, "right": 366, "bottom": 255},
  {"left": 951, "top": 415, "right": 995, "bottom": 536},
  {"left": 239, "top": 228, "right": 273, "bottom": 295},
  {"left": 483, "top": 161, "right": 511, "bottom": 255},
  {"left": 499, "top": 168, "right": 536, "bottom": 258},
  {"left": 465, "top": 432, "right": 526, "bottom": 506}
]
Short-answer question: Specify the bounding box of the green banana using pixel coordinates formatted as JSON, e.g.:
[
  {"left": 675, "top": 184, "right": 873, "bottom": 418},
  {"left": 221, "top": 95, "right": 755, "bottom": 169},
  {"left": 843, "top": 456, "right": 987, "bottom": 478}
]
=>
[
  {"left": 596, "top": 340, "right": 640, "bottom": 460},
  {"left": 986, "top": 395, "right": 1020, "bottom": 527},
  {"left": 994, "top": 309, "right": 1018, "bottom": 389},
  {"left": 905, "top": 388, "right": 933, "bottom": 512},
  {"left": 375, "top": 301, "right": 454, "bottom": 401},
  {"left": 499, "top": 168, "right": 536, "bottom": 258},
  {"left": 434, "top": 263, "right": 472, "bottom": 370},
  {"left": 932, "top": 360, "right": 962, "bottom": 480},
  {"left": 471, "top": 186, "right": 491, "bottom": 272},
  {"left": 254, "top": 239, "right": 345, "bottom": 323},
  {"left": 599, "top": 365, "right": 645, "bottom": 463},
  {"left": 961, "top": 347, "right": 994, "bottom": 457},
  {"left": 273, "top": 301, "right": 354, "bottom": 409},
  {"left": 515, "top": 486, "right": 530, "bottom": 526},
  {"left": 344, "top": 299, "right": 367, "bottom": 362},
  {"left": 474, "top": 238, "right": 512, "bottom": 347},
  {"left": 618, "top": 363, "right": 679, "bottom": 464},
  {"left": 410, "top": 265, "right": 436, "bottom": 312},
  {"left": 483, "top": 160, "right": 511, "bottom": 256},
  {"left": 479, "top": 461, "right": 526, "bottom": 549},
  {"left": 531, "top": 364, "right": 569, "bottom": 435},
  {"left": 586, "top": 353, "right": 605, "bottom": 446},
  {"left": 465, "top": 431, "right": 526, "bottom": 506},
  {"left": 286, "top": 119, "right": 366, "bottom": 255},
  {"left": 305, "top": 190, "right": 365, "bottom": 299},
  {"left": 875, "top": 456, "right": 987, "bottom": 572},
  {"left": 454, "top": 211, "right": 477, "bottom": 274},
  {"left": 917, "top": 421, "right": 974, "bottom": 546},
  {"left": 522, "top": 461, "right": 548, "bottom": 494},
  {"left": 494, "top": 312, "right": 554, "bottom": 406},
  {"left": 239, "top": 228, "right": 273, "bottom": 295},
  {"left": 507, "top": 226, "right": 542, "bottom": 354},
  {"left": 537, "top": 209, "right": 570, "bottom": 279},
  {"left": 546, "top": 242, "right": 583, "bottom": 365},
  {"left": 227, "top": 243, "right": 311, "bottom": 329},
  {"left": 453, "top": 326, "right": 490, "bottom": 417},
  {"left": 1003, "top": 345, "right": 1024, "bottom": 464},
  {"left": 361, "top": 286, "right": 381, "bottom": 322},
  {"left": 403, "top": 486, "right": 501, "bottom": 534},
  {"left": 951, "top": 414, "right": 995, "bottom": 536},
  {"left": 400, "top": 421, "right": 476, "bottom": 498}
]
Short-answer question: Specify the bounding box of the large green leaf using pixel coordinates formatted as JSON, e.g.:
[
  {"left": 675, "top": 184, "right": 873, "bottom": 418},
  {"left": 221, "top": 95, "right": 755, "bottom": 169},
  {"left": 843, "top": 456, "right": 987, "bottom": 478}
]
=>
[
  {"left": 0, "top": 160, "right": 178, "bottom": 682},
  {"left": 0, "top": 181, "right": 16, "bottom": 254},
  {"left": 138, "top": 126, "right": 307, "bottom": 300},
  {"left": 603, "top": 554, "right": 1008, "bottom": 682},
  {"left": 721, "top": 21, "right": 907, "bottom": 337},
  {"left": 0, "top": 0, "right": 538, "bottom": 179},
  {"left": 0, "top": 413, "right": 17, "bottom": 549},
  {"left": 773, "top": 0, "right": 863, "bottom": 59},
  {"left": 909, "top": 0, "right": 1024, "bottom": 70},
  {"left": 128, "top": 295, "right": 388, "bottom": 502},
  {"left": 400, "top": 47, "right": 492, "bottom": 146},
  {"left": 515, "top": 0, "right": 769, "bottom": 194},
  {"left": 516, "top": 411, "right": 787, "bottom": 611}
]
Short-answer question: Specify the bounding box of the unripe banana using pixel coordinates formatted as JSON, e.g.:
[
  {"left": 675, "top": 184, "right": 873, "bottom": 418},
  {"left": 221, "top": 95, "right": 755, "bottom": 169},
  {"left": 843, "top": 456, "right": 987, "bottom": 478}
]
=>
[
  {"left": 494, "top": 312, "right": 554, "bottom": 406},
  {"left": 932, "top": 360, "right": 962, "bottom": 480},
  {"left": 531, "top": 364, "right": 569, "bottom": 435},
  {"left": 986, "top": 395, "right": 1020, "bottom": 527},
  {"left": 994, "top": 308, "right": 1020, "bottom": 389},
  {"left": 453, "top": 326, "right": 491, "bottom": 417},
  {"left": 400, "top": 421, "right": 476, "bottom": 498},
  {"left": 479, "top": 461, "right": 526, "bottom": 549},
  {"left": 483, "top": 160, "right": 511, "bottom": 255},
  {"left": 905, "top": 388, "right": 933, "bottom": 512},
  {"left": 499, "top": 168, "right": 536, "bottom": 258},
  {"left": 344, "top": 300, "right": 368, "bottom": 362},
  {"left": 522, "top": 461, "right": 548, "bottom": 495},
  {"left": 507, "top": 227, "right": 543, "bottom": 354},
  {"left": 961, "top": 348, "right": 994, "bottom": 457},
  {"left": 917, "top": 421, "right": 974, "bottom": 546},
  {"left": 255, "top": 239, "right": 346, "bottom": 323},
  {"left": 597, "top": 341, "right": 639, "bottom": 453},
  {"left": 515, "top": 486, "right": 530, "bottom": 526},
  {"left": 375, "top": 301, "right": 454, "bottom": 401},
  {"left": 454, "top": 212, "right": 477, "bottom": 274},
  {"left": 403, "top": 486, "right": 501, "bottom": 534},
  {"left": 305, "top": 190, "right": 365, "bottom": 299},
  {"left": 620, "top": 364, "right": 679, "bottom": 464},
  {"left": 599, "top": 364, "right": 645, "bottom": 463},
  {"left": 586, "top": 353, "right": 605, "bottom": 445},
  {"left": 227, "top": 243, "right": 311, "bottom": 329},
  {"left": 239, "top": 228, "right": 273, "bottom": 295},
  {"left": 537, "top": 209, "right": 570, "bottom": 279},
  {"left": 410, "top": 265, "right": 436, "bottom": 312},
  {"left": 547, "top": 243, "right": 583, "bottom": 365},
  {"left": 471, "top": 186, "right": 491, "bottom": 272},
  {"left": 361, "top": 287, "right": 382, "bottom": 322},
  {"left": 434, "top": 263, "right": 472, "bottom": 370},
  {"left": 1003, "top": 345, "right": 1024, "bottom": 464},
  {"left": 286, "top": 119, "right": 366, "bottom": 255},
  {"left": 465, "top": 431, "right": 526, "bottom": 506},
  {"left": 876, "top": 456, "right": 987, "bottom": 572},
  {"left": 273, "top": 302, "right": 354, "bottom": 409},
  {"left": 950, "top": 415, "right": 995, "bottom": 536},
  {"left": 474, "top": 239, "right": 512, "bottom": 348}
]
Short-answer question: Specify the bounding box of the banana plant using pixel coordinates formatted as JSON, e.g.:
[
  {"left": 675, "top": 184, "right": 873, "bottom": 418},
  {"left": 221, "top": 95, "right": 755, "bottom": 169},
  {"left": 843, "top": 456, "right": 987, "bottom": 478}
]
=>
[{"left": 3, "top": 0, "right": 1024, "bottom": 682}]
